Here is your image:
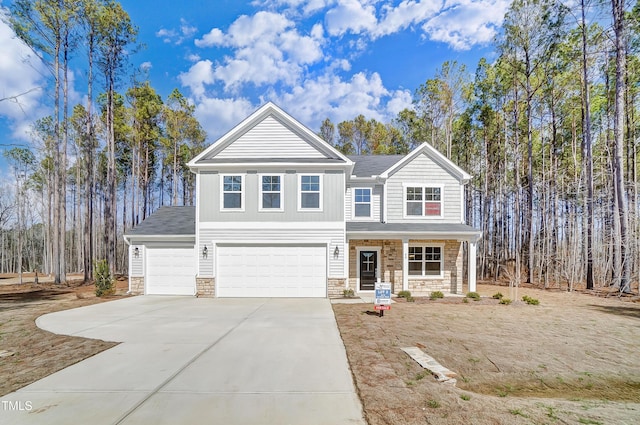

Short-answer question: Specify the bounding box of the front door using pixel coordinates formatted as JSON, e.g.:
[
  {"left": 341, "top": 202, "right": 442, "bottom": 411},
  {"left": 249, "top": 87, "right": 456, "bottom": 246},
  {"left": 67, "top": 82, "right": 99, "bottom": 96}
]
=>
[{"left": 359, "top": 251, "right": 377, "bottom": 291}]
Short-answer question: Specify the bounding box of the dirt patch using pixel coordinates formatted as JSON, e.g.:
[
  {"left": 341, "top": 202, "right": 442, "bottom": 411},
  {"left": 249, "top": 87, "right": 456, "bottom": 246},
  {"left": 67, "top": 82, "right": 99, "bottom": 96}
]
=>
[
  {"left": 0, "top": 278, "right": 129, "bottom": 397},
  {"left": 334, "top": 284, "right": 640, "bottom": 424}
]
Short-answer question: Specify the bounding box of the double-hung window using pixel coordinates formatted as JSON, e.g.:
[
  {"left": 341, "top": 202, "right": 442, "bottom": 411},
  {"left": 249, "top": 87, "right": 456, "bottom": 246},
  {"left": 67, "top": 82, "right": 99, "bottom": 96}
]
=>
[
  {"left": 299, "top": 175, "right": 322, "bottom": 210},
  {"left": 405, "top": 185, "right": 442, "bottom": 217},
  {"left": 408, "top": 246, "right": 443, "bottom": 277},
  {"left": 260, "top": 175, "right": 283, "bottom": 210},
  {"left": 222, "top": 175, "right": 243, "bottom": 210},
  {"left": 353, "top": 188, "right": 372, "bottom": 218}
]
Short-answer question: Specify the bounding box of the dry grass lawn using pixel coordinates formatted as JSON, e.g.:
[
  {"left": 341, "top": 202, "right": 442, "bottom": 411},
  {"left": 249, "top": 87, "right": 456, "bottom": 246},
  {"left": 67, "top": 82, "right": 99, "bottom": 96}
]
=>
[
  {"left": 0, "top": 277, "right": 128, "bottom": 397},
  {"left": 333, "top": 284, "right": 640, "bottom": 425}
]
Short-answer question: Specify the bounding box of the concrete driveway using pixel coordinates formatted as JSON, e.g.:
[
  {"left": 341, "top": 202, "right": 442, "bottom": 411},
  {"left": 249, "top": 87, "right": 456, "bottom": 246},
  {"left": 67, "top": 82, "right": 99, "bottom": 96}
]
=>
[{"left": 0, "top": 297, "right": 365, "bottom": 425}]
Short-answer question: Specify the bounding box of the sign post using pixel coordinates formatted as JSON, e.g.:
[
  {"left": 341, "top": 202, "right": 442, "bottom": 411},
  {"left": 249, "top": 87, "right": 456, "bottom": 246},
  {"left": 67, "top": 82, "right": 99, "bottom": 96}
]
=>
[{"left": 374, "top": 282, "right": 391, "bottom": 317}]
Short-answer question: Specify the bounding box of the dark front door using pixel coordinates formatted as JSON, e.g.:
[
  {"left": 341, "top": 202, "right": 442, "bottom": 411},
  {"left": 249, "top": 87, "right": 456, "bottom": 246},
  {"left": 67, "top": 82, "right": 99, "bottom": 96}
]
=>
[{"left": 359, "top": 251, "right": 377, "bottom": 291}]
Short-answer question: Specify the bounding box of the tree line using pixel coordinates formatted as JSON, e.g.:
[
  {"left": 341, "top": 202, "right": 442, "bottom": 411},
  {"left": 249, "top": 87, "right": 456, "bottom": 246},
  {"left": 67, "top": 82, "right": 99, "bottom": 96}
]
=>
[
  {"left": 1, "top": 0, "right": 205, "bottom": 283},
  {"left": 1, "top": 0, "right": 639, "bottom": 294}
]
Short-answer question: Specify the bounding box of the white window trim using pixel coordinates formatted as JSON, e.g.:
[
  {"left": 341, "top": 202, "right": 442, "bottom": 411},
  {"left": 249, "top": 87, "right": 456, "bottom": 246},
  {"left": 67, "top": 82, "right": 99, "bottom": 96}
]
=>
[
  {"left": 220, "top": 174, "right": 245, "bottom": 212},
  {"left": 298, "top": 173, "right": 323, "bottom": 211},
  {"left": 352, "top": 187, "right": 373, "bottom": 220},
  {"left": 258, "top": 174, "right": 285, "bottom": 212},
  {"left": 402, "top": 183, "right": 444, "bottom": 219},
  {"left": 408, "top": 243, "right": 444, "bottom": 279}
]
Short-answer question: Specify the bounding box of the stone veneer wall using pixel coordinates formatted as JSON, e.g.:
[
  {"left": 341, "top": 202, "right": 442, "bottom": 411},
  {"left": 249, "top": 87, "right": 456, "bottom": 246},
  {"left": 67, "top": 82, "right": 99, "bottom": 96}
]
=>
[
  {"left": 349, "top": 239, "right": 463, "bottom": 295},
  {"left": 328, "top": 278, "right": 346, "bottom": 298},
  {"left": 196, "top": 277, "right": 215, "bottom": 297},
  {"left": 407, "top": 240, "right": 462, "bottom": 295},
  {"left": 129, "top": 276, "right": 144, "bottom": 295}
]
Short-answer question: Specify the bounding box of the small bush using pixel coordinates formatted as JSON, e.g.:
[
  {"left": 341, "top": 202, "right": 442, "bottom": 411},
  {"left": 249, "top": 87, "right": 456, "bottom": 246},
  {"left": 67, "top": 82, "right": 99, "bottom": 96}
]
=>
[
  {"left": 343, "top": 288, "right": 355, "bottom": 298},
  {"left": 460, "top": 394, "right": 471, "bottom": 401},
  {"left": 398, "top": 290, "right": 412, "bottom": 299},
  {"left": 406, "top": 296, "right": 415, "bottom": 302},
  {"left": 462, "top": 297, "right": 469, "bottom": 303},
  {"left": 492, "top": 292, "right": 503, "bottom": 299},
  {"left": 466, "top": 291, "right": 480, "bottom": 301},
  {"left": 522, "top": 295, "right": 540, "bottom": 305},
  {"left": 499, "top": 298, "right": 512, "bottom": 305},
  {"left": 427, "top": 399, "right": 441, "bottom": 408},
  {"left": 94, "top": 259, "right": 114, "bottom": 297},
  {"left": 430, "top": 291, "right": 444, "bottom": 300}
]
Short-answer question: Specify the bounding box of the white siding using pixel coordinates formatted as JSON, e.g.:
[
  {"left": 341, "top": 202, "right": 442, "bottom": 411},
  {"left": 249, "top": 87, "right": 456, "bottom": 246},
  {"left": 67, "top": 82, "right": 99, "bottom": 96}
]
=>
[
  {"left": 130, "top": 245, "right": 144, "bottom": 276},
  {"left": 386, "top": 152, "right": 462, "bottom": 223},
  {"left": 215, "top": 116, "right": 326, "bottom": 159},
  {"left": 198, "top": 226, "right": 345, "bottom": 278}
]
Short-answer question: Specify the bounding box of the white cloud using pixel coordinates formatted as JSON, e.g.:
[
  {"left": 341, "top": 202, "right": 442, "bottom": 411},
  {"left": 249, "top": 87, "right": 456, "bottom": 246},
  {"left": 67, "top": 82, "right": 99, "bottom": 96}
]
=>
[
  {"left": 0, "top": 9, "right": 48, "bottom": 142},
  {"left": 156, "top": 18, "right": 198, "bottom": 45},
  {"left": 325, "top": 0, "right": 377, "bottom": 36},
  {"left": 140, "top": 61, "right": 153, "bottom": 71},
  {"left": 270, "top": 71, "right": 412, "bottom": 128},
  {"left": 422, "top": 0, "right": 509, "bottom": 50},
  {"left": 193, "top": 97, "right": 255, "bottom": 141},
  {"left": 178, "top": 60, "right": 214, "bottom": 99},
  {"left": 193, "top": 11, "right": 324, "bottom": 91}
]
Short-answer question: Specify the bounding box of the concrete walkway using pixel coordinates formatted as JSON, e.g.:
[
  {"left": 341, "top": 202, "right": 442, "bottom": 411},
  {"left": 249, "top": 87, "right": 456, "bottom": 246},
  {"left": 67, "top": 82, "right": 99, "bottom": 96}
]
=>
[{"left": 0, "top": 297, "right": 365, "bottom": 425}]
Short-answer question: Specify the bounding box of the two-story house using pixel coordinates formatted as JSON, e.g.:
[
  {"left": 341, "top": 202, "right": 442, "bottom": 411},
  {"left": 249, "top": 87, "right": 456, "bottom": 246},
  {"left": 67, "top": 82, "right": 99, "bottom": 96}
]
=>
[{"left": 124, "top": 102, "right": 480, "bottom": 297}]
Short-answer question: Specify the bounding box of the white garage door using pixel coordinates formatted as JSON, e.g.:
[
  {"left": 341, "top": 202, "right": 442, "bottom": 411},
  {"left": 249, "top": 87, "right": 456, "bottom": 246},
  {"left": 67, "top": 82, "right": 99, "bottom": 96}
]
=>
[
  {"left": 146, "top": 247, "right": 196, "bottom": 295},
  {"left": 217, "top": 245, "right": 327, "bottom": 297}
]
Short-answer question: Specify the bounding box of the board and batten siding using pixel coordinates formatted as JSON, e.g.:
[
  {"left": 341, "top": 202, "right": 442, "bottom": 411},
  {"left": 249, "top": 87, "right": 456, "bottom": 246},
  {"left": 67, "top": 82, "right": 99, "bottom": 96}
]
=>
[
  {"left": 197, "top": 226, "right": 345, "bottom": 278},
  {"left": 213, "top": 116, "right": 327, "bottom": 159},
  {"left": 199, "top": 171, "right": 344, "bottom": 222},
  {"left": 345, "top": 184, "right": 382, "bottom": 222},
  {"left": 385, "top": 152, "right": 462, "bottom": 223}
]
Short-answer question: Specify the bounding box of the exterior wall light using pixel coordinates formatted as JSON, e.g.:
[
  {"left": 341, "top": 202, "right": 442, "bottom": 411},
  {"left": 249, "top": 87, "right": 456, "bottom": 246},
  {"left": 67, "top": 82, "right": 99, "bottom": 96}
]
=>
[
  {"left": 334, "top": 245, "right": 339, "bottom": 258},
  {"left": 134, "top": 247, "right": 139, "bottom": 258},
  {"left": 202, "top": 245, "right": 208, "bottom": 259}
]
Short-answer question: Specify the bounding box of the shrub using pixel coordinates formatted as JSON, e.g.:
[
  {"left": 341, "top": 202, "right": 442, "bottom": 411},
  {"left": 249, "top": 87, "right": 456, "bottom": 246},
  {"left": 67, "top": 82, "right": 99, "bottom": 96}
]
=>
[
  {"left": 94, "top": 259, "right": 115, "bottom": 297},
  {"left": 427, "top": 399, "right": 441, "bottom": 408},
  {"left": 343, "top": 288, "right": 355, "bottom": 298},
  {"left": 492, "top": 292, "right": 503, "bottom": 299},
  {"left": 398, "top": 290, "right": 412, "bottom": 299},
  {"left": 462, "top": 297, "right": 469, "bottom": 303},
  {"left": 466, "top": 291, "right": 480, "bottom": 301},
  {"left": 499, "top": 298, "right": 512, "bottom": 305},
  {"left": 522, "top": 295, "right": 540, "bottom": 305},
  {"left": 460, "top": 394, "right": 471, "bottom": 401},
  {"left": 406, "top": 296, "right": 415, "bottom": 302},
  {"left": 430, "top": 291, "right": 444, "bottom": 300}
]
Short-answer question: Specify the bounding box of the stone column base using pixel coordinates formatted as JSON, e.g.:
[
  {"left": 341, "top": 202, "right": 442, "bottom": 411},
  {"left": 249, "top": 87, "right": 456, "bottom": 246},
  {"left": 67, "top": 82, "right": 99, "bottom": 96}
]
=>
[
  {"left": 129, "top": 276, "right": 144, "bottom": 295},
  {"left": 328, "top": 278, "right": 346, "bottom": 298},
  {"left": 196, "top": 277, "right": 215, "bottom": 297}
]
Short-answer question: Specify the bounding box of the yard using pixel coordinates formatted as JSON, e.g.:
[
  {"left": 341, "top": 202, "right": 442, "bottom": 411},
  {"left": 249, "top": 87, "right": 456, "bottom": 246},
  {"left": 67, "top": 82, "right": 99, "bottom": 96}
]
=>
[
  {"left": 333, "top": 284, "right": 640, "bottom": 424},
  {"left": 1, "top": 278, "right": 639, "bottom": 424}
]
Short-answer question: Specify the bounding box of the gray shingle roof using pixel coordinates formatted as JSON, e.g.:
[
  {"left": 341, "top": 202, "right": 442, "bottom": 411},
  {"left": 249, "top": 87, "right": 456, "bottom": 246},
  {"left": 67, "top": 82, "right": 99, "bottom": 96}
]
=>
[
  {"left": 348, "top": 155, "right": 404, "bottom": 177},
  {"left": 347, "top": 221, "right": 480, "bottom": 236},
  {"left": 126, "top": 206, "right": 195, "bottom": 236}
]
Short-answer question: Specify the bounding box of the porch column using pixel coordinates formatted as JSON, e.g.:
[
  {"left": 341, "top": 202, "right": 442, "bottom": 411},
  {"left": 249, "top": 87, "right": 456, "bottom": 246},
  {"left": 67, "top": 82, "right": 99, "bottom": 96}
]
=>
[
  {"left": 468, "top": 240, "right": 477, "bottom": 293},
  {"left": 402, "top": 238, "right": 409, "bottom": 291}
]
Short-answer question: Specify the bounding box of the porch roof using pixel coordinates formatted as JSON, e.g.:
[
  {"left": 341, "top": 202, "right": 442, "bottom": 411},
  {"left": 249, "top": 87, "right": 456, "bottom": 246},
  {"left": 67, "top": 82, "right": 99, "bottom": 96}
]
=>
[{"left": 346, "top": 221, "right": 480, "bottom": 241}]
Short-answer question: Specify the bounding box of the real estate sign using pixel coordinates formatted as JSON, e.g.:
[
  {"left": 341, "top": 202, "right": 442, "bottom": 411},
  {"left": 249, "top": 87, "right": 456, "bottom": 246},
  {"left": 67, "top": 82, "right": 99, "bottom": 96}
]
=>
[{"left": 375, "top": 282, "right": 391, "bottom": 310}]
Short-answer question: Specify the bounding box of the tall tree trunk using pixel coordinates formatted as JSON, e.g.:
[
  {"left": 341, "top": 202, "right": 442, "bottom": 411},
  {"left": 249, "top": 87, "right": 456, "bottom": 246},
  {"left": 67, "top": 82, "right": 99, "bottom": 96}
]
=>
[{"left": 612, "top": 0, "right": 631, "bottom": 292}]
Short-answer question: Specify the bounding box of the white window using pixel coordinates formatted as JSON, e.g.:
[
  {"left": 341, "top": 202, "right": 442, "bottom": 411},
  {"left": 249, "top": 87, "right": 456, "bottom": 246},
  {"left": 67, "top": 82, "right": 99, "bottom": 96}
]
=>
[
  {"left": 353, "top": 188, "right": 372, "bottom": 218},
  {"left": 299, "top": 174, "right": 322, "bottom": 210},
  {"left": 405, "top": 185, "right": 442, "bottom": 217},
  {"left": 408, "top": 245, "right": 443, "bottom": 277},
  {"left": 221, "top": 175, "right": 243, "bottom": 210},
  {"left": 259, "top": 175, "right": 283, "bottom": 211}
]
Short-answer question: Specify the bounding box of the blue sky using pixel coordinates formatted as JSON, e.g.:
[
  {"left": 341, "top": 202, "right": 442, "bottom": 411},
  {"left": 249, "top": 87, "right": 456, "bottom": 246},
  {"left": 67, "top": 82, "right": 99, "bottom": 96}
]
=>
[{"left": 0, "top": 0, "right": 509, "bottom": 173}]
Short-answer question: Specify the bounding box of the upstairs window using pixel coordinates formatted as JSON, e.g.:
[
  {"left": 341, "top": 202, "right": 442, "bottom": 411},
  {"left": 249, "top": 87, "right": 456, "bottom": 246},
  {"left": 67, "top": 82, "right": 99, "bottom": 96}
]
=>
[
  {"left": 405, "top": 185, "right": 442, "bottom": 217},
  {"left": 299, "top": 175, "right": 322, "bottom": 210},
  {"left": 222, "top": 175, "right": 243, "bottom": 210},
  {"left": 354, "top": 188, "right": 372, "bottom": 218},
  {"left": 260, "top": 175, "right": 282, "bottom": 210},
  {"left": 408, "top": 246, "right": 443, "bottom": 277}
]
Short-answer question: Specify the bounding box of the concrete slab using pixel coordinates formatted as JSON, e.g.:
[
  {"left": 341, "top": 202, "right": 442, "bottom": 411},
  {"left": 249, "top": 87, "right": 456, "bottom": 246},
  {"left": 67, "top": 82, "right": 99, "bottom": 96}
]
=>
[{"left": 1, "top": 297, "right": 365, "bottom": 425}]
